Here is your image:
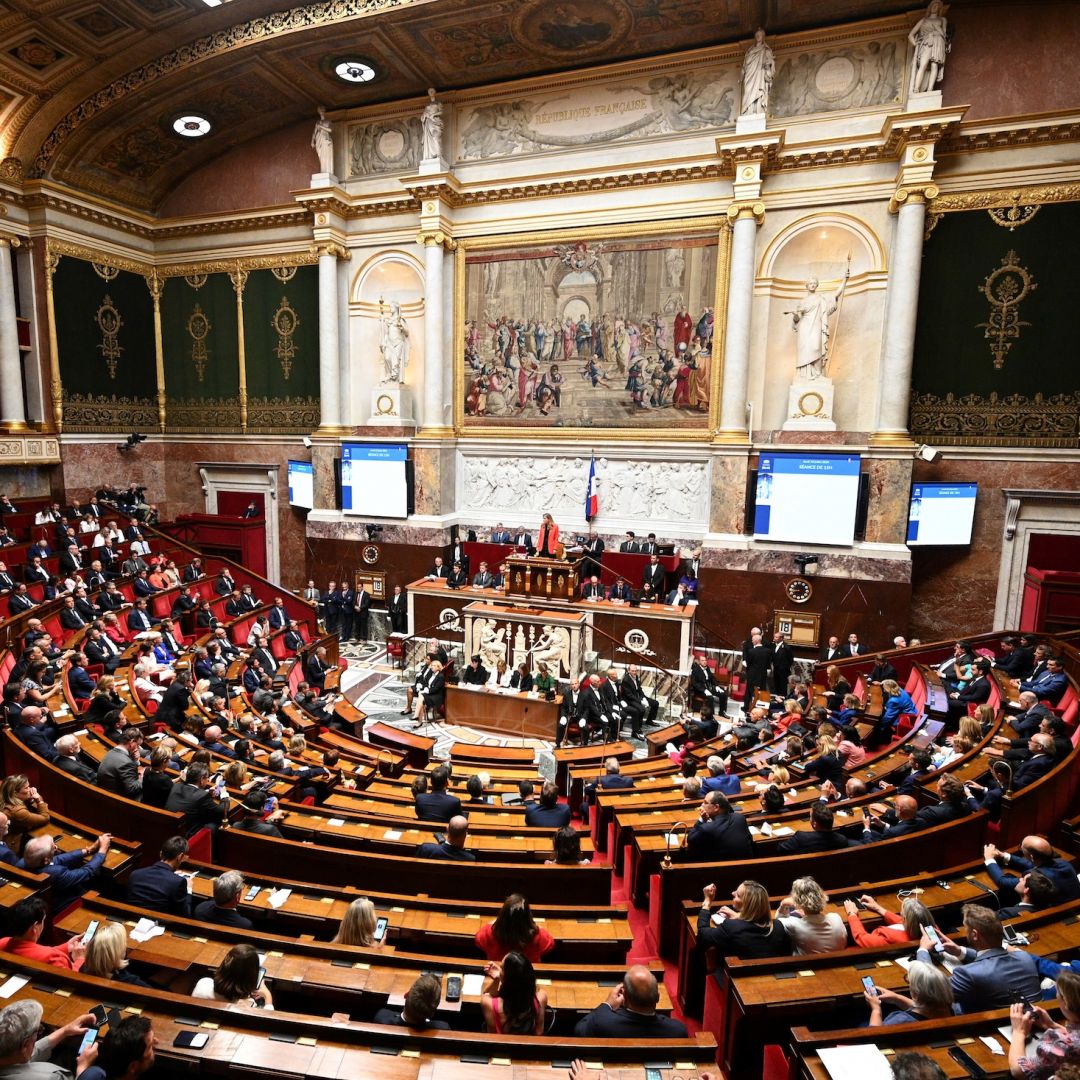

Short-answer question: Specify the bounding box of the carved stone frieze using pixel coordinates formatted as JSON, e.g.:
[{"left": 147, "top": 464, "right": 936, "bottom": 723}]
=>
[{"left": 0, "top": 435, "right": 61, "bottom": 464}]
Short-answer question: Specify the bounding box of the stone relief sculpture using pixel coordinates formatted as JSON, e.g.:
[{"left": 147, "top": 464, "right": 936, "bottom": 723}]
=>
[
  {"left": 473, "top": 618, "right": 508, "bottom": 670},
  {"left": 421, "top": 87, "right": 444, "bottom": 160},
  {"left": 459, "top": 455, "right": 709, "bottom": 526},
  {"left": 348, "top": 118, "right": 422, "bottom": 176},
  {"left": 786, "top": 267, "right": 849, "bottom": 381},
  {"left": 908, "top": 1, "right": 949, "bottom": 95},
  {"left": 311, "top": 106, "right": 334, "bottom": 174},
  {"left": 771, "top": 40, "right": 902, "bottom": 117},
  {"left": 379, "top": 301, "right": 410, "bottom": 384},
  {"left": 739, "top": 28, "right": 775, "bottom": 116},
  {"left": 532, "top": 624, "right": 570, "bottom": 675}
]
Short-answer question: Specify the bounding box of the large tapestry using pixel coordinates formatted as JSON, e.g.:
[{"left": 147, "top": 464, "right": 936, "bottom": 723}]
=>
[
  {"left": 458, "top": 225, "right": 721, "bottom": 435},
  {"left": 911, "top": 197, "right": 1080, "bottom": 447}
]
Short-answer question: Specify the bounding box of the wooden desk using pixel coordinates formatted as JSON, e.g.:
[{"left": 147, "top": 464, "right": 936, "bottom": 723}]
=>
[{"left": 445, "top": 684, "right": 559, "bottom": 740}]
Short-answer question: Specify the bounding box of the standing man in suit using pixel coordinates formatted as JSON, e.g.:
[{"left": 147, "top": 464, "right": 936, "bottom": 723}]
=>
[
  {"left": 449, "top": 535, "right": 469, "bottom": 577},
  {"left": 338, "top": 582, "right": 355, "bottom": 641},
  {"left": 306, "top": 645, "right": 330, "bottom": 690},
  {"left": 511, "top": 527, "right": 532, "bottom": 551},
  {"left": 641, "top": 554, "right": 665, "bottom": 595},
  {"left": 388, "top": 586, "right": 408, "bottom": 635},
  {"left": 844, "top": 633, "right": 868, "bottom": 657},
  {"left": 619, "top": 531, "right": 639, "bottom": 553},
  {"left": 352, "top": 584, "right": 371, "bottom": 640},
  {"left": 582, "top": 531, "right": 604, "bottom": 579},
  {"left": 267, "top": 597, "right": 289, "bottom": 630},
  {"left": 490, "top": 524, "right": 511, "bottom": 544},
  {"left": 742, "top": 632, "right": 773, "bottom": 710},
  {"left": 639, "top": 533, "right": 659, "bottom": 555},
  {"left": 770, "top": 631, "right": 794, "bottom": 696},
  {"left": 323, "top": 581, "right": 342, "bottom": 635}
]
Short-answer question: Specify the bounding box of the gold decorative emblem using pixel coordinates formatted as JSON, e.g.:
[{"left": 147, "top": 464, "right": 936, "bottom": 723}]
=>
[
  {"left": 785, "top": 577, "right": 813, "bottom": 604},
  {"left": 977, "top": 250, "right": 1037, "bottom": 369},
  {"left": 94, "top": 294, "right": 123, "bottom": 379},
  {"left": 184, "top": 273, "right": 208, "bottom": 290},
  {"left": 187, "top": 304, "right": 211, "bottom": 381},
  {"left": 270, "top": 266, "right": 298, "bottom": 283},
  {"left": 362, "top": 544, "right": 380, "bottom": 565},
  {"left": 92, "top": 262, "right": 119, "bottom": 282},
  {"left": 375, "top": 394, "right": 396, "bottom": 416},
  {"left": 987, "top": 196, "right": 1040, "bottom": 231},
  {"left": 797, "top": 391, "right": 825, "bottom": 417},
  {"left": 271, "top": 296, "right": 299, "bottom": 379}
]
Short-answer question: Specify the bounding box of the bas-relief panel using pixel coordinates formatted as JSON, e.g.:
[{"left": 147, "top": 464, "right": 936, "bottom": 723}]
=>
[
  {"left": 456, "top": 65, "right": 738, "bottom": 161},
  {"left": 457, "top": 453, "right": 709, "bottom": 531},
  {"left": 347, "top": 117, "right": 422, "bottom": 177},
  {"left": 462, "top": 230, "right": 717, "bottom": 433}
]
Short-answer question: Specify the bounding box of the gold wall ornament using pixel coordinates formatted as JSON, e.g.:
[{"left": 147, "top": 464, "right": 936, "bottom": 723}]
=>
[
  {"left": 92, "top": 262, "right": 119, "bottom": 282},
  {"left": 909, "top": 390, "right": 1079, "bottom": 448},
  {"left": 184, "top": 274, "right": 208, "bottom": 290},
  {"left": 272, "top": 296, "right": 300, "bottom": 380},
  {"left": 60, "top": 392, "right": 157, "bottom": 433},
  {"left": 94, "top": 294, "right": 123, "bottom": 378},
  {"left": 187, "top": 304, "right": 211, "bottom": 381},
  {"left": 976, "top": 250, "right": 1036, "bottom": 370},
  {"left": 271, "top": 266, "right": 298, "bottom": 283},
  {"left": 987, "top": 202, "right": 1040, "bottom": 231}
]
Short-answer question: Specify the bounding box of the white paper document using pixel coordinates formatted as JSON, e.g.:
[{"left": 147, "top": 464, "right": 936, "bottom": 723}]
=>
[{"left": 818, "top": 1044, "right": 894, "bottom": 1080}]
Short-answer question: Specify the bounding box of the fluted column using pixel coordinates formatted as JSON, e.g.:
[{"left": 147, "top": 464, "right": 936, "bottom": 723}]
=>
[
  {"left": 419, "top": 230, "right": 455, "bottom": 435},
  {"left": 872, "top": 184, "right": 937, "bottom": 446},
  {"left": 0, "top": 238, "right": 27, "bottom": 430},
  {"left": 715, "top": 202, "right": 763, "bottom": 442},
  {"left": 317, "top": 245, "right": 342, "bottom": 433}
]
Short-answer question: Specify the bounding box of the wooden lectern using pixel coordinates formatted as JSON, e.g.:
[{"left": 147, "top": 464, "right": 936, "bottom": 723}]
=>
[{"left": 506, "top": 556, "right": 580, "bottom": 601}]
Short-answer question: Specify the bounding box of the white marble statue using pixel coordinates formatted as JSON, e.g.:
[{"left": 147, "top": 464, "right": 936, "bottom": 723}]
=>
[
  {"left": 532, "top": 625, "right": 569, "bottom": 675},
  {"left": 908, "top": 1, "right": 948, "bottom": 95},
  {"left": 786, "top": 268, "right": 849, "bottom": 380},
  {"left": 475, "top": 619, "right": 507, "bottom": 671},
  {"left": 311, "top": 106, "right": 334, "bottom": 174},
  {"left": 378, "top": 302, "right": 410, "bottom": 384},
  {"left": 740, "top": 28, "right": 775, "bottom": 116},
  {"left": 421, "top": 87, "right": 444, "bottom": 161}
]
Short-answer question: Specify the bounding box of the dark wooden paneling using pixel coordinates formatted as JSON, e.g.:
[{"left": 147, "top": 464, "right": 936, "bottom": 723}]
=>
[{"left": 306, "top": 539, "right": 436, "bottom": 605}]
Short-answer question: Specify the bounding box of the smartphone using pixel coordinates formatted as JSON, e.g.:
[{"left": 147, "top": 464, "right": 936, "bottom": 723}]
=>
[
  {"left": 860, "top": 974, "right": 878, "bottom": 996},
  {"left": 244, "top": 886, "right": 260, "bottom": 902},
  {"left": 89, "top": 1005, "right": 109, "bottom": 1028},
  {"left": 646, "top": 1070, "right": 663, "bottom": 1080},
  {"left": 1002, "top": 923, "right": 1020, "bottom": 944},
  {"left": 78, "top": 1029, "right": 98, "bottom": 1055},
  {"left": 947, "top": 1045, "right": 986, "bottom": 1079},
  {"left": 445, "top": 975, "right": 462, "bottom": 1003},
  {"left": 82, "top": 919, "right": 100, "bottom": 944},
  {"left": 255, "top": 966, "right": 266, "bottom": 990},
  {"left": 923, "top": 925, "right": 945, "bottom": 951},
  {"left": 851, "top": 898, "right": 867, "bottom": 911},
  {"left": 373, "top": 916, "right": 389, "bottom": 943},
  {"left": 173, "top": 1031, "right": 210, "bottom": 1049}
]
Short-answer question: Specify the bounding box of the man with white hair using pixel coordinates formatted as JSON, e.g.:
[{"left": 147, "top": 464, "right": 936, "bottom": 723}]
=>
[
  {"left": 53, "top": 735, "right": 97, "bottom": 783},
  {"left": 0, "top": 998, "right": 98, "bottom": 1079},
  {"left": 193, "top": 869, "right": 252, "bottom": 929},
  {"left": 22, "top": 833, "right": 111, "bottom": 910}
]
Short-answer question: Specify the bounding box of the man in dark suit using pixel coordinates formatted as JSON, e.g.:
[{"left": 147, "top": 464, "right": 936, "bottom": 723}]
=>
[
  {"left": 641, "top": 554, "right": 665, "bottom": 595},
  {"left": 449, "top": 537, "right": 469, "bottom": 578},
  {"left": 58, "top": 597, "right": 86, "bottom": 633},
  {"left": 995, "top": 636, "right": 1030, "bottom": 677},
  {"left": 126, "top": 837, "right": 192, "bottom": 915},
  {"left": 72, "top": 588, "right": 99, "bottom": 624},
  {"left": 994, "top": 871, "right": 1058, "bottom": 921},
  {"left": 777, "top": 802, "right": 851, "bottom": 854},
  {"left": 125, "top": 518, "right": 144, "bottom": 542},
  {"left": 915, "top": 903, "right": 1040, "bottom": 1012},
  {"left": 583, "top": 758, "right": 635, "bottom": 805},
  {"left": 581, "top": 575, "right": 605, "bottom": 600},
  {"left": 446, "top": 562, "right": 467, "bottom": 590},
  {"left": 165, "top": 763, "right": 226, "bottom": 835},
  {"left": 84, "top": 628, "right": 122, "bottom": 674},
  {"left": 414, "top": 766, "right": 463, "bottom": 822},
  {"left": 573, "top": 967, "right": 687, "bottom": 1038},
  {"left": 267, "top": 597, "right": 289, "bottom": 630},
  {"left": 306, "top": 645, "right": 330, "bottom": 690},
  {"left": 13, "top": 706, "right": 59, "bottom": 762},
  {"left": 388, "top": 586, "right": 408, "bottom": 635},
  {"left": 53, "top": 734, "right": 97, "bottom": 783},
  {"left": 26, "top": 539, "right": 50, "bottom": 563},
  {"left": 843, "top": 633, "right": 867, "bottom": 657},
  {"left": 283, "top": 620, "right": 305, "bottom": 653},
  {"left": 859, "top": 793, "right": 920, "bottom": 843},
  {"left": 1017, "top": 656, "right": 1069, "bottom": 706},
  {"left": 416, "top": 815, "right": 476, "bottom": 861},
  {"left": 684, "top": 792, "right": 753, "bottom": 861},
  {"left": 608, "top": 576, "right": 633, "bottom": 602},
  {"left": 83, "top": 562, "right": 107, "bottom": 590},
  {"left": 426, "top": 557, "right": 449, "bottom": 580},
  {"left": 948, "top": 658, "right": 993, "bottom": 716},
  {"left": 353, "top": 585, "right": 371, "bottom": 639},
  {"left": 985, "top": 835, "right": 1080, "bottom": 904},
  {"left": 581, "top": 531, "right": 604, "bottom": 578},
  {"left": 597, "top": 669, "right": 623, "bottom": 741},
  {"left": 182, "top": 558, "right": 203, "bottom": 583},
  {"left": 214, "top": 569, "right": 235, "bottom": 596},
  {"left": 471, "top": 562, "right": 494, "bottom": 590},
  {"left": 8, "top": 585, "right": 35, "bottom": 617},
  {"left": 639, "top": 533, "right": 659, "bottom": 555},
  {"left": 510, "top": 527, "right": 532, "bottom": 551},
  {"left": 233, "top": 792, "right": 285, "bottom": 837},
  {"left": 1011, "top": 734, "right": 1057, "bottom": 789},
  {"left": 995, "top": 691, "right": 1053, "bottom": 743},
  {"left": 620, "top": 664, "right": 658, "bottom": 736},
  {"left": 97, "top": 582, "right": 125, "bottom": 613},
  {"left": 619, "top": 531, "right": 639, "bottom": 553},
  {"left": 524, "top": 781, "right": 571, "bottom": 828},
  {"left": 24, "top": 556, "right": 48, "bottom": 585},
  {"left": 66, "top": 654, "right": 96, "bottom": 701},
  {"left": 770, "top": 631, "right": 794, "bottom": 696},
  {"left": 193, "top": 870, "right": 253, "bottom": 929},
  {"left": 58, "top": 543, "right": 84, "bottom": 576},
  {"left": 689, "top": 655, "right": 721, "bottom": 706},
  {"left": 0, "top": 561, "right": 16, "bottom": 595},
  {"left": 127, "top": 598, "right": 154, "bottom": 634},
  {"left": 490, "top": 524, "right": 511, "bottom": 544},
  {"left": 742, "top": 633, "right": 773, "bottom": 710},
  {"left": 556, "top": 676, "right": 583, "bottom": 747}
]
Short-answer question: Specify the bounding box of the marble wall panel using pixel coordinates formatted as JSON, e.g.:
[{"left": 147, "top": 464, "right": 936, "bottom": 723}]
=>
[{"left": 862, "top": 457, "right": 913, "bottom": 546}]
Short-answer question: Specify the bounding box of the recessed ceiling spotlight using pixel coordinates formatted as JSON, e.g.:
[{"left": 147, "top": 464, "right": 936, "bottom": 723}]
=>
[
  {"left": 201, "top": 0, "right": 224, "bottom": 6},
  {"left": 173, "top": 114, "right": 212, "bottom": 138},
  {"left": 335, "top": 59, "right": 376, "bottom": 83}
]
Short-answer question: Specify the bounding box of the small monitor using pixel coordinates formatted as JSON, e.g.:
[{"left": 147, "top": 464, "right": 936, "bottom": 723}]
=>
[
  {"left": 906, "top": 483, "right": 977, "bottom": 546},
  {"left": 287, "top": 460, "right": 313, "bottom": 510}
]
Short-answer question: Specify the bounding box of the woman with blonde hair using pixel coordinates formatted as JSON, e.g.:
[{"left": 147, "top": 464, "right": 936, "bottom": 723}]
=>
[
  {"left": 955, "top": 715, "right": 983, "bottom": 746},
  {"left": 778, "top": 876, "right": 846, "bottom": 954},
  {"left": 85, "top": 676, "right": 124, "bottom": 723},
  {"left": 807, "top": 733, "right": 844, "bottom": 787},
  {"left": 767, "top": 765, "right": 791, "bottom": 788},
  {"left": 331, "top": 897, "right": 378, "bottom": 947},
  {"left": 83, "top": 922, "right": 151, "bottom": 987},
  {"left": 696, "top": 880, "right": 791, "bottom": 960},
  {"left": 488, "top": 659, "right": 512, "bottom": 688},
  {"left": 287, "top": 734, "right": 307, "bottom": 756},
  {"left": 825, "top": 665, "right": 851, "bottom": 711},
  {"left": 0, "top": 774, "right": 49, "bottom": 855},
  {"left": 844, "top": 894, "right": 936, "bottom": 948}
]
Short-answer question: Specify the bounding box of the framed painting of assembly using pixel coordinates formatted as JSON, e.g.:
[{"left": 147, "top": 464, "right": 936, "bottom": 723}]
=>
[{"left": 454, "top": 220, "right": 726, "bottom": 438}]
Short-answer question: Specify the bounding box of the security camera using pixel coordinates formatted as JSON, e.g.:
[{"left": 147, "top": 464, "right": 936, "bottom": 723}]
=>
[
  {"left": 117, "top": 432, "right": 147, "bottom": 453},
  {"left": 794, "top": 553, "right": 819, "bottom": 574},
  {"left": 365, "top": 523, "right": 383, "bottom": 541},
  {"left": 916, "top": 444, "right": 943, "bottom": 464},
  {"left": 302, "top": 436, "right": 313, "bottom": 449}
]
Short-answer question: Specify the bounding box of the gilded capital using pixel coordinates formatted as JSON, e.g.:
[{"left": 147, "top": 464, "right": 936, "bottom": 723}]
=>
[
  {"left": 889, "top": 183, "right": 939, "bottom": 214},
  {"left": 726, "top": 201, "right": 765, "bottom": 225},
  {"left": 0, "top": 235, "right": 21, "bottom": 250},
  {"left": 312, "top": 241, "right": 350, "bottom": 261},
  {"left": 417, "top": 229, "right": 457, "bottom": 251}
]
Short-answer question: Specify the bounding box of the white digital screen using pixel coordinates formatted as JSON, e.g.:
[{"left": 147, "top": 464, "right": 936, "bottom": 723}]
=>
[
  {"left": 341, "top": 443, "right": 408, "bottom": 518},
  {"left": 287, "top": 460, "right": 313, "bottom": 510},
  {"left": 906, "top": 483, "right": 977, "bottom": 546},
  {"left": 753, "top": 453, "right": 862, "bottom": 546}
]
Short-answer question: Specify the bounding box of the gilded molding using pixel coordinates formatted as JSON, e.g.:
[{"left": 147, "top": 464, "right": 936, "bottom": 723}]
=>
[
  {"left": 726, "top": 201, "right": 765, "bottom": 224},
  {"left": 889, "top": 182, "right": 939, "bottom": 214},
  {"left": 909, "top": 390, "right": 1080, "bottom": 448},
  {"left": 60, "top": 393, "right": 158, "bottom": 433},
  {"left": 312, "top": 242, "right": 350, "bottom": 261},
  {"left": 0, "top": 436, "right": 61, "bottom": 465},
  {"left": 930, "top": 183, "right": 1080, "bottom": 214},
  {"left": 417, "top": 230, "right": 457, "bottom": 251},
  {"left": 0, "top": 159, "right": 23, "bottom": 184},
  {"left": 46, "top": 238, "right": 149, "bottom": 277}
]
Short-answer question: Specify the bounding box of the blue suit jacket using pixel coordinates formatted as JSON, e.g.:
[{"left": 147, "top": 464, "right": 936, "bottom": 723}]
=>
[
  {"left": 702, "top": 774, "right": 742, "bottom": 795},
  {"left": 68, "top": 666, "right": 96, "bottom": 700},
  {"left": 13, "top": 722, "right": 58, "bottom": 762},
  {"left": 917, "top": 945, "right": 1041, "bottom": 1012},
  {"left": 1020, "top": 670, "right": 1069, "bottom": 705},
  {"left": 988, "top": 855, "right": 1080, "bottom": 902},
  {"left": 525, "top": 803, "right": 572, "bottom": 828},
  {"left": 42, "top": 849, "right": 106, "bottom": 911},
  {"left": 127, "top": 860, "right": 190, "bottom": 915}
]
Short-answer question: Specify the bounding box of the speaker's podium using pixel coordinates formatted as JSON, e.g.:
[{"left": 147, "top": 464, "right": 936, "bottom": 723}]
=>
[{"left": 506, "top": 555, "right": 580, "bottom": 602}]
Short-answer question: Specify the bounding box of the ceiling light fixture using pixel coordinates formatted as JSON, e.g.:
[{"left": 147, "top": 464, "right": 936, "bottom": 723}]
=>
[
  {"left": 173, "top": 114, "right": 212, "bottom": 138},
  {"left": 335, "top": 59, "right": 376, "bottom": 83}
]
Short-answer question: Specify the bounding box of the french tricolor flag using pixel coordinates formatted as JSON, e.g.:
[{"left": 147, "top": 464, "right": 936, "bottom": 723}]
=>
[{"left": 585, "top": 456, "right": 599, "bottom": 521}]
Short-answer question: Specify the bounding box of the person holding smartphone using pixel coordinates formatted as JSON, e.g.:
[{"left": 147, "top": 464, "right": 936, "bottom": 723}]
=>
[
  {"left": 192, "top": 943, "right": 273, "bottom": 1010},
  {"left": 863, "top": 960, "right": 957, "bottom": 1026},
  {"left": 1009, "top": 969, "right": 1080, "bottom": 1079}
]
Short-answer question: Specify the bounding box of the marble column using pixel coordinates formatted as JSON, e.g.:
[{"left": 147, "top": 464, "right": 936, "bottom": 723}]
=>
[
  {"left": 422, "top": 234, "right": 446, "bottom": 433},
  {"left": 317, "top": 247, "right": 342, "bottom": 432},
  {"left": 0, "top": 238, "right": 28, "bottom": 430},
  {"left": 716, "top": 205, "right": 762, "bottom": 440},
  {"left": 873, "top": 186, "right": 936, "bottom": 446}
]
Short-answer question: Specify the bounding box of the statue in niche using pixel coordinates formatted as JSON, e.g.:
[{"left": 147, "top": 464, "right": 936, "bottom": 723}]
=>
[
  {"left": 786, "top": 266, "right": 849, "bottom": 381},
  {"left": 908, "top": 1, "right": 949, "bottom": 95},
  {"left": 311, "top": 106, "right": 334, "bottom": 174},
  {"left": 421, "top": 87, "right": 444, "bottom": 161},
  {"left": 379, "top": 301, "right": 410, "bottom": 384},
  {"left": 739, "top": 28, "right": 775, "bottom": 116}
]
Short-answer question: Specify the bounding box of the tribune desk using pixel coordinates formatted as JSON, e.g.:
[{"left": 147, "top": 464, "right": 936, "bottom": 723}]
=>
[
  {"left": 407, "top": 578, "right": 695, "bottom": 670},
  {"left": 445, "top": 683, "right": 561, "bottom": 740}
]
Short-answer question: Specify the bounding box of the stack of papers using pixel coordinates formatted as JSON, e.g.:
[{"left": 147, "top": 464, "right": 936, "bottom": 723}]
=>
[
  {"left": 818, "top": 1044, "right": 893, "bottom": 1080},
  {"left": 267, "top": 889, "right": 292, "bottom": 910},
  {"left": 130, "top": 918, "right": 164, "bottom": 943},
  {"left": 0, "top": 975, "right": 28, "bottom": 999}
]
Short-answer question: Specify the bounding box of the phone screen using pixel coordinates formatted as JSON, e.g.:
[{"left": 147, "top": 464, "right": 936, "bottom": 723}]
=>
[
  {"left": 78, "top": 1029, "right": 98, "bottom": 1055},
  {"left": 256, "top": 966, "right": 266, "bottom": 990},
  {"left": 1002, "top": 923, "right": 1019, "bottom": 943},
  {"left": 173, "top": 1031, "right": 210, "bottom": 1049},
  {"left": 373, "top": 917, "right": 388, "bottom": 942},
  {"left": 924, "top": 925, "right": 941, "bottom": 946},
  {"left": 82, "top": 919, "right": 99, "bottom": 944},
  {"left": 860, "top": 974, "right": 877, "bottom": 995}
]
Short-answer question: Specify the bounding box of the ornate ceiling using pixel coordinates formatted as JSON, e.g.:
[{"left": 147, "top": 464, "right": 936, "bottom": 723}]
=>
[{"left": 0, "top": 0, "right": 924, "bottom": 212}]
